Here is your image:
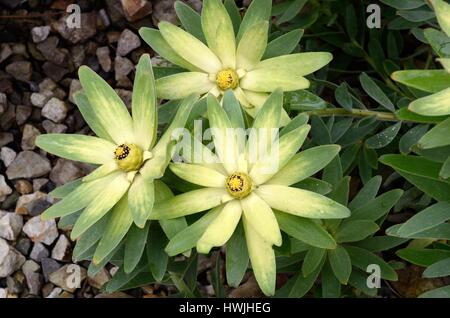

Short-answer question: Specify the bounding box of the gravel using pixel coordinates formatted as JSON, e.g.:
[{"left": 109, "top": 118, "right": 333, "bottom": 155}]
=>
[
  {"left": 0, "top": 175, "right": 12, "bottom": 201},
  {"left": 31, "top": 26, "right": 51, "bottom": 43},
  {"left": 0, "top": 211, "right": 23, "bottom": 241},
  {"left": 6, "top": 151, "right": 51, "bottom": 180},
  {"left": 22, "top": 216, "right": 58, "bottom": 245},
  {"left": 41, "top": 98, "right": 69, "bottom": 123},
  {"left": 0, "top": 0, "right": 195, "bottom": 299},
  {"left": 117, "top": 29, "right": 141, "bottom": 56}
]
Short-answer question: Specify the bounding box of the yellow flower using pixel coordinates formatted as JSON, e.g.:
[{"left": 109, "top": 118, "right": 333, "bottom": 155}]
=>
[
  {"left": 36, "top": 55, "right": 198, "bottom": 265},
  {"left": 139, "top": 0, "right": 332, "bottom": 124},
  {"left": 150, "top": 91, "right": 350, "bottom": 295}
]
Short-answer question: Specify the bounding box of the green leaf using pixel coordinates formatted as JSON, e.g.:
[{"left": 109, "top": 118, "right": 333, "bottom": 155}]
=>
[
  {"left": 397, "top": 10, "right": 435, "bottom": 23},
  {"left": 423, "top": 257, "right": 450, "bottom": 278},
  {"left": 348, "top": 175, "right": 381, "bottom": 210},
  {"left": 72, "top": 214, "right": 109, "bottom": 262},
  {"left": 328, "top": 245, "right": 352, "bottom": 284},
  {"left": 224, "top": 0, "right": 241, "bottom": 34},
  {"left": 153, "top": 67, "right": 185, "bottom": 79},
  {"left": 328, "top": 176, "right": 350, "bottom": 206},
  {"left": 336, "top": 220, "right": 380, "bottom": 243},
  {"left": 322, "top": 156, "right": 343, "bottom": 188},
  {"left": 359, "top": 72, "right": 395, "bottom": 112},
  {"left": 78, "top": 66, "right": 134, "bottom": 145},
  {"left": 419, "top": 285, "right": 450, "bottom": 298},
  {"left": 236, "top": 0, "right": 272, "bottom": 43},
  {"left": 419, "top": 117, "right": 450, "bottom": 149},
  {"left": 132, "top": 54, "right": 157, "bottom": 150},
  {"left": 70, "top": 173, "right": 130, "bottom": 239},
  {"left": 88, "top": 243, "right": 124, "bottom": 277},
  {"left": 128, "top": 176, "right": 154, "bottom": 228},
  {"left": 276, "top": 257, "right": 325, "bottom": 297},
  {"left": 424, "top": 28, "right": 450, "bottom": 58},
  {"left": 311, "top": 116, "right": 331, "bottom": 145},
  {"left": 396, "top": 108, "right": 448, "bottom": 124},
  {"left": 345, "top": 4, "right": 358, "bottom": 39},
  {"left": 391, "top": 70, "right": 450, "bottom": 93},
  {"left": 331, "top": 118, "right": 353, "bottom": 143},
  {"left": 223, "top": 90, "right": 245, "bottom": 129},
  {"left": 388, "top": 17, "right": 422, "bottom": 30},
  {"left": 321, "top": 261, "right": 341, "bottom": 298},
  {"left": 277, "top": 0, "right": 307, "bottom": 25},
  {"left": 388, "top": 223, "right": 450, "bottom": 240},
  {"left": 410, "top": 88, "right": 450, "bottom": 117},
  {"left": 35, "top": 134, "right": 116, "bottom": 165},
  {"left": 165, "top": 208, "right": 220, "bottom": 256},
  {"left": 398, "top": 202, "right": 450, "bottom": 237},
  {"left": 211, "top": 252, "right": 225, "bottom": 297},
  {"left": 335, "top": 83, "right": 353, "bottom": 111},
  {"left": 346, "top": 246, "right": 398, "bottom": 281},
  {"left": 352, "top": 236, "right": 408, "bottom": 252},
  {"left": 113, "top": 271, "right": 157, "bottom": 292},
  {"left": 105, "top": 261, "right": 147, "bottom": 293},
  {"left": 73, "top": 92, "right": 111, "bottom": 142},
  {"left": 431, "top": 0, "right": 450, "bottom": 37},
  {"left": 302, "top": 247, "right": 326, "bottom": 277},
  {"left": 350, "top": 189, "right": 403, "bottom": 221},
  {"left": 380, "top": 0, "right": 425, "bottom": 10},
  {"left": 275, "top": 211, "right": 336, "bottom": 249},
  {"left": 288, "top": 90, "right": 327, "bottom": 111},
  {"left": 146, "top": 222, "right": 168, "bottom": 282},
  {"left": 138, "top": 27, "right": 199, "bottom": 71},
  {"left": 279, "top": 113, "right": 309, "bottom": 137},
  {"left": 379, "top": 154, "right": 450, "bottom": 201},
  {"left": 226, "top": 222, "right": 249, "bottom": 287},
  {"left": 267, "top": 145, "right": 341, "bottom": 186},
  {"left": 58, "top": 211, "right": 81, "bottom": 230},
  {"left": 365, "top": 122, "right": 402, "bottom": 149},
  {"left": 293, "top": 178, "right": 332, "bottom": 195},
  {"left": 440, "top": 156, "right": 450, "bottom": 178},
  {"left": 397, "top": 248, "right": 450, "bottom": 267},
  {"left": 399, "top": 124, "right": 429, "bottom": 155},
  {"left": 49, "top": 178, "right": 82, "bottom": 199},
  {"left": 263, "top": 29, "right": 304, "bottom": 59},
  {"left": 92, "top": 197, "right": 133, "bottom": 265},
  {"left": 348, "top": 270, "right": 378, "bottom": 297},
  {"left": 174, "top": 1, "right": 206, "bottom": 43},
  {"left": 124, "top": 223, "right": 149, "bottom": 274}
]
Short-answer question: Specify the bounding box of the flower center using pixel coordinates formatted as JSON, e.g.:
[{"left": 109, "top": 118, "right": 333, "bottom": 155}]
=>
[
  {"left": 216, "top": 69, "right": 239, "bottom": 91},
  {"left": 114, "top": 143, "right": 143, "bottom": 172},
  {"left": 225, "top": 172, "right": 252, "bottom": 199}
]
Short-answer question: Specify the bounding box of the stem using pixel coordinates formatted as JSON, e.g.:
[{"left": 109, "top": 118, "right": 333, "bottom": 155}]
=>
[{"left": 306, "top": 108, "right": 399, "bottom": 122}]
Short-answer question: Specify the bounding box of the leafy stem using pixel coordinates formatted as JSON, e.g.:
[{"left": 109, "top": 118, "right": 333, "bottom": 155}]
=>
[{"left": 306, "top": 108, "right": 400, "bottom": 122}]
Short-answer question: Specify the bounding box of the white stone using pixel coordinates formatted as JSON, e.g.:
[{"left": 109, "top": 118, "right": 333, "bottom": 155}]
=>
[
  {"left": 31, "top": 26, "right": 51, "bottom": 43},
  {"left": 0, "top": 211, "right": 23, "bottom": 241},
  {"left": 0, "top": 238, "right": 26, "bottom": 278},
  {"left": 22, "top": 216, "right": 58, "bottom": 245},
  {"left": 117, "top": 29, "right": 141, "bottom": 56},
  {"left": 0, "top": 175, "right": 12, "bottom": 202},
  {"left": 6, "top": 151, "right": 51, "bottom": 180},
  {"left": 42, "top": 97, "right": 68, "bottom": 123},
  {"left": 51, "top": 235, "right": 70, "bottom": 261},
  {"left": 0, "top": 147, "right": 16, "bottom": 167},
  {"left": 49, "top": 264, "right": 87, "bottom": 292}
]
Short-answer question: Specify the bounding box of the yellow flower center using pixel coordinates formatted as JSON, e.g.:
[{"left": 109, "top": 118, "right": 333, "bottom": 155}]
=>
[
  {"left": 216, "top": 69, "right": 239, "bottom": 91},
  {"left": 114, "top": 143, "right": 143, "bottom": 171},
  {"left": 225, "top": 172, "right": 252, "bottom": 199}
]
